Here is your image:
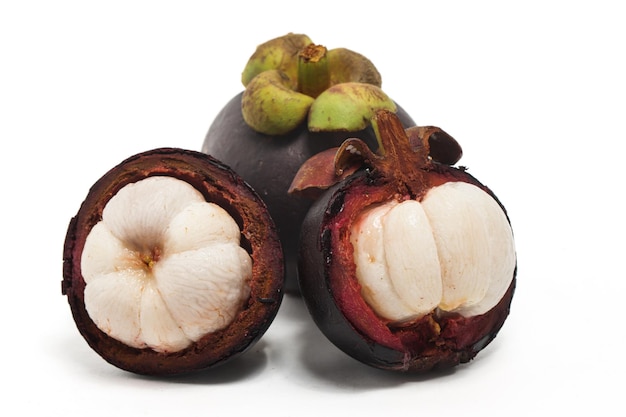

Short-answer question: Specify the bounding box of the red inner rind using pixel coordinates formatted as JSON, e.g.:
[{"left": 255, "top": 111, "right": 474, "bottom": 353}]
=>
[{"left": 326, "top": 179, "right": 404, "bottom": 351}]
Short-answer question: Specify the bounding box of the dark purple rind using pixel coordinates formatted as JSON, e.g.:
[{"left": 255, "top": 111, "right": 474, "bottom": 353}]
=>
[
  {"left": 427, "top": 130, "right": 463, "bottom": 166},
  {"left": 298, "top": 167, "right": 516, "bottom": 372},
  {"left": 62, "top": 148, "right": 284, "bottom": 376},
  {"left": 202, "top": 92, "right": 416, "bottom": 294}
]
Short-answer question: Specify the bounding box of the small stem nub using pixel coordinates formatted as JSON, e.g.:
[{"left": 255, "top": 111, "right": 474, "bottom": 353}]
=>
[
  {"left": 141, "top": 246, "right": 162, "bottom": 270},
  {"left": 298, "top": 44, "right": 331, "bottom": 98}
]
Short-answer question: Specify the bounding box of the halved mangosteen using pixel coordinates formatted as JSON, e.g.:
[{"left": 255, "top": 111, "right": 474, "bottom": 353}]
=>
[{"left": 62, "top": 148, "right": 283, "bottom": 376}]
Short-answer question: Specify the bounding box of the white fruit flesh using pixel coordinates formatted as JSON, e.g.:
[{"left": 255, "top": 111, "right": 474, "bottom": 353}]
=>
[
  {"left": 81, "top": 176, "right": 252, "bottom": 353},
  {"left": 350, "top": 181, "right": 516, "bottom": 323}
]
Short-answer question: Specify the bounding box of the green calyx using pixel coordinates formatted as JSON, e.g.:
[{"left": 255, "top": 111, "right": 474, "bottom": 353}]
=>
[
  {"left": 241, "top": 70, "right": 314, "bottom": 136},
  {"left": 241, "top": 33, "right": 313, "bottom": 87},
  {"left": 240, "top": 33, "right": 396, "bottom": 136},
  {"left": 308, "top": 83, "right": 396, "bottom": 132}
]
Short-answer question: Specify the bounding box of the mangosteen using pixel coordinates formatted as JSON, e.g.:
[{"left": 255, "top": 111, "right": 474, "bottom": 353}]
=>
[
  {"left": 202, "top": 33, "right": 417, "bottom": 293},
  {"left": 296, "top": 110, "right": 516, "bottom": 372},
  {"left": 62, "top": 148, "right": 283, "bottom": 376}
]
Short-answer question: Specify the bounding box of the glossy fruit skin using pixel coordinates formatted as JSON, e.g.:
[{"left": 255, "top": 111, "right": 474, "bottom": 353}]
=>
[
  {"left": 202, "top": 92, "right": 416, "bottom": 293},
  {"left": 62, "top": 148, "right": 284, "bottom": 376},
  {"left": 298, "top": 166, "right": 516, "bottom": 372}
]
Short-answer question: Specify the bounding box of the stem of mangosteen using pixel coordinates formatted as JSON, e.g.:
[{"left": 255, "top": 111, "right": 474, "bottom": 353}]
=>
[
  {"left": 370, "top": 110, "right": 431, "bottom": 196},
  {"left": 297, "top": 44, "right": 331, "bottom": 98}
]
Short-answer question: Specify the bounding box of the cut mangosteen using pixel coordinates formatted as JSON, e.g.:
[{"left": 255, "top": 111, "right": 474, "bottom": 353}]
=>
[
  {"left": 62, "top": 148, "right": 284, "bottom": 376},
  {"left": 296, "top": 110, "right": 516, "bottom": 372}
]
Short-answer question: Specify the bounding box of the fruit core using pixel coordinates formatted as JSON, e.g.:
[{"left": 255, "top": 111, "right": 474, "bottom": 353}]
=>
[
  {"left": 350, "top": 181, "right": 516, "bottom": 324},
  {"left": 80, "top": 176, "right": 252, "bottom": 353}
]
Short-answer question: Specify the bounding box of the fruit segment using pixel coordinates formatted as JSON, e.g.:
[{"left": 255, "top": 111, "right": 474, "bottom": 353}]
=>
[
  {"left": 81, "top": 176, "right": 252, "bottom": 353},
  {"left": 101, "top": 176, "right": 205, "bottom": 251},
  {"left": 351, "top": 201, "right": 442, "bottom": 323},
  {"left": 163, "top": 202, "right": 242, "bottom": 253},
  {"left": 422, "top": 181, "right": 516, "bottom": 316}
]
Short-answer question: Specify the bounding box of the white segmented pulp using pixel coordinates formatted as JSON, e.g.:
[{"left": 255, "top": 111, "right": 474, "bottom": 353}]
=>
[
  {"left": 350, "top": 181, "right": 516, "bottom": 323},
  {"left": 81, "top": 176, "right": 252, "bottom": 353},
  {"left": 352, "top": 201, "right": 442, "bottom": 322}
]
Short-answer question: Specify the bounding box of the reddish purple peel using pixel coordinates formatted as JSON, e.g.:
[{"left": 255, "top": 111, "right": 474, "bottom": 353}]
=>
[{"left": 288, "top": 147, "right": 358, "bottom": 199}]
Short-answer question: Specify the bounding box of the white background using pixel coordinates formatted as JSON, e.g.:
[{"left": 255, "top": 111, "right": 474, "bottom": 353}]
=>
[{"left": 2, "top": 1, "right": 624, "bottom": 415}]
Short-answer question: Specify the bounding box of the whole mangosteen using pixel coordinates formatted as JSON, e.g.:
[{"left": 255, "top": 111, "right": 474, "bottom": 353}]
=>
[{"left": 202, "top": 33, "right": 417, "bottom": 293}]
